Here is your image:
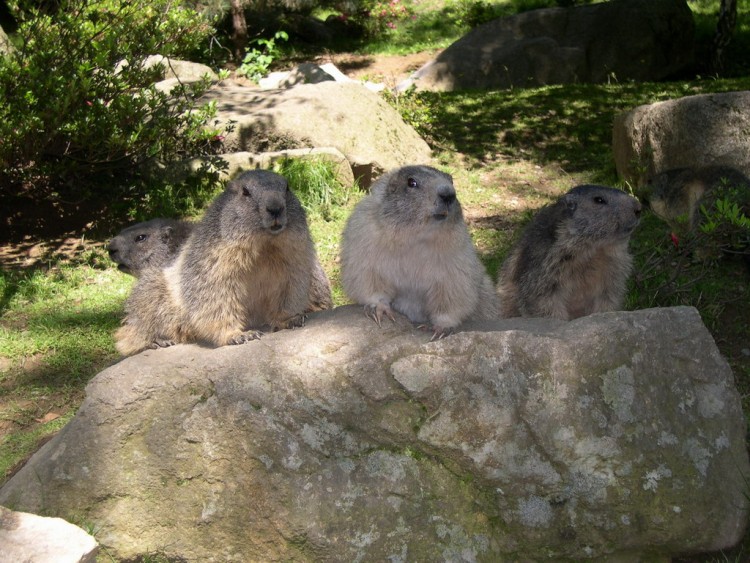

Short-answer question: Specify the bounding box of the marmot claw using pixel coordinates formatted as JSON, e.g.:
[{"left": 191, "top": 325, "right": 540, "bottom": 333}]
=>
[
  {"left": 364, "top": 302, "right": 395, "bottom": 327},
  {"left": 231, "top": 330, "right": 264, "bottom": 344}
]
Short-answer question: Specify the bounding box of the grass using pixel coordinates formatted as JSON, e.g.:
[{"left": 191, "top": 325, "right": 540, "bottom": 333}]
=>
[
  {"left": 0, "top": 263, "right": 131, "bottom": 479},
  {"left": 1, "top": 0, "right": 749, "bottom": 560}
]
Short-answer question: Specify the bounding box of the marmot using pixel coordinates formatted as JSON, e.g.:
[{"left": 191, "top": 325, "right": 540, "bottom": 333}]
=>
[
  {"left": 115, "top": 169, "right": 320, "bottom": 356},
  {"left": 496, "top": 184, "right": 642, "bottom": 320},
  {"left": 108, "top": 218, "right": 193, "bottom": 277},
  {"left": 109, "top": 215, "right": 333, "bottom": 312},
  {"left": 340, "top": 164, "right": 499, "bottom": 338},
  {"left": 645, "top": 165, "right": 750, "bottom": 235}
]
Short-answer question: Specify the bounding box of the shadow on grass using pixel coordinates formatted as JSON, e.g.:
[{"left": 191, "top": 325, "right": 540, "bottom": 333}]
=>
[
  {"left": 1, "top": 306, "right": 122, "bottom": 391},
  {"left": 410, "top": 77, "right": 750, "bottom": 181}
]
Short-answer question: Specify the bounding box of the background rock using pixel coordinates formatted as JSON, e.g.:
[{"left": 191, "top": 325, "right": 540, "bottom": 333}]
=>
[
  {"left": 613, "top": 91, "right": 750, "bottom": 187},
  {"left": 152, "top": 146, "right": 355, "bottom": 187},
  {"left": 0, "top": 24, "right": 12, "bottom": 55},
  {"left": 0, "top": 306, "right": 747, "bottom": 561},
  {"left": 145, "top": 55, "right": 218, "bottom": 82},
  {"left": 400, "top": 0, "right": 694, "bottom": 92},
  {"left": 200, "top": 81, "right": 432, "bottom": 186}
]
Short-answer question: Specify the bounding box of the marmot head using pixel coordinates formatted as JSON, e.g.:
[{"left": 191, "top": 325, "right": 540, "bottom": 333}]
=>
[
  {"left": 378, "top": 165, "right": 460, "bottom": 227},
  {"left": 108, "top": 218, "right": 187, "bottom": 276},
  {"left": 223, "top": 169, "right": 304, "bottom": 239},
  {"left": 560, "top": 184, "right": 642, "bottom": 239}
]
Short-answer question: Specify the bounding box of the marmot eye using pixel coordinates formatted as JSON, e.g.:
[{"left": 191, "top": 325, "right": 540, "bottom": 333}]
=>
[
  {"left": 242, "top": 186, "right": 251, "bottom": 197},
  {"left": 407, "top": 177, "right": 418, "bottom": 188},
  {"left": 135, "top": 234, "right": 148, "bottom": 242},
  {"left": 593, "top": 196, "right": 607, "bottom": 204}
]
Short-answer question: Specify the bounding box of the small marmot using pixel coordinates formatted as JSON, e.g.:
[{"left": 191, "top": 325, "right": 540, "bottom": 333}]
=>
[
  {"left": 115, "top": 169, "right": 319, "bottom": 356},
  {"left": 496, "top": 184, "right": 642, "bottom": 320},
  {"left": 340, "top": 164, "right": 499, "bottom": 338},
  {"left": 108, "top": 218, "right": 193, "bottom": 277},
  {"left": 109, "top": 215, "right": 333, "bottom": 312},
  {"left": 645, "top": 165, "right": 750, "bottom": 235}
]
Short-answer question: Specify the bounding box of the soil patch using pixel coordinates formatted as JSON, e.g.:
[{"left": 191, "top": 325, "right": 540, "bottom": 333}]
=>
[{"left": 314, "top": 50, "right": 437, "bottom": 88}]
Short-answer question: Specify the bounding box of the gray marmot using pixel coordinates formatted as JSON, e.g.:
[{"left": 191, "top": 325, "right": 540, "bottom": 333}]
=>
[
  {"left": 340, "top": 164, "right": 499, "bottom": 338},
  {"left": 496, "top": 184, "right": 642, "bottom": 320},
  {"left": 109, "top": 217, "right": 332, "bottom": 312},
  {"left": 115, "top": 169, "right": 319, "bottom": 356},
  {"left": 645, "top": 165, "right": 750, "bottom": 235},
  {"left": 108, "top": 218, "right": 193, "bottom": 277}
]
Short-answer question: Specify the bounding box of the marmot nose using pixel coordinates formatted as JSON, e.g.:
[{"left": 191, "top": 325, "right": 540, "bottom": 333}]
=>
[
  {"left": 439, "top": 191, "right": 456, "bottom": 206},
  {"left": 266, "top": 204, "right": 285, "bottom": 219}
]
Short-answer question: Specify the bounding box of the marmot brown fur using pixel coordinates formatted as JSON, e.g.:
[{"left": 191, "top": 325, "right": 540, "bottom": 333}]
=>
[
  {"left": 496, "top": 184, "right": 642, "bottom": 320},
  {"left": 115, "top": 169, "right": 320, "bottom": 356},
  {"left": 109, "top": 217, "right": 332, "bottom": 312},
  {"left": 340, "top": 164, "right": 499, "bottom": 337},
  {"left": 108, "top": 218, "right": 193, "bottom": 277}
]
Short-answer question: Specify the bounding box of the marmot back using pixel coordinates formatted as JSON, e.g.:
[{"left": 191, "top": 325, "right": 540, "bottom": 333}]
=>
[
  {"left": 115, "top": 169, "right": 320, "bottom": 356},
  {"left": 497, "top": 184, "right": 641, "bottom": 320},
  {"left": 340, "top": 164, "right": 498, "bottom": 338},
  {"left": 108, "top": 218, "right": 193, "bottom": 277},
  {"left": 645, "top": 165, "right": 750, "bottom": 234}
]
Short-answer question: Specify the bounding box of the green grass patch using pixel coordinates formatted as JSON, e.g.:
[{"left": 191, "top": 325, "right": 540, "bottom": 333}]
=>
[
  {"left": 272, "top": 157, "right": 365, "bottom": 307},
  {"left": 0, "top": 260, "right": 129, "bottom": 481},
  {"left": 393, "top": 77, "right": 750, "bottom": 178},
  {"left": 0, "top": 409, "right": 75, "bottom": 480}
]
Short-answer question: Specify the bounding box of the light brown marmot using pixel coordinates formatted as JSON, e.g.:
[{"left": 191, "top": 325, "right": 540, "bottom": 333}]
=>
[
  {"left": 496, "top": 184, "right": 642, "bottom": 320},
  {"left": 115, "top": 169, "right": 320, "bottom": 356},
  {"left": 109, "top": 217, "right": 332, "bottom": 312},
  {"left": 108, "top": 218, "right": 193, "bottom": 277},
  {"left": 340, "top": 164, "right": 499, "bottom": 338}
]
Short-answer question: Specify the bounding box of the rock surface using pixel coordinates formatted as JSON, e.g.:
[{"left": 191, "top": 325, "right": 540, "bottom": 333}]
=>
[
  {"left": 400, "top": 0, "right": 694, "bottom": 92},
  {"left": 0, "top": 506, "right": 99, "bottom": 563},
  {"left": 154, "top": 146, "right": 356, "bottom": 187},
  {"left": 613, "top": 91, "right": 750, "bottom": 187},
  {"left": 199, "top": 81, "right": 433, "bottom": 186},
  {"left": 0, "top": 306, "right": 747, "bottom": 561}
]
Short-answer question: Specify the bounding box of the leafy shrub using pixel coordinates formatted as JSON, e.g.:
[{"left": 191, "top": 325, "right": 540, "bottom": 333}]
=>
[
  {"left": 698, "top": 184, "right": 750, "bottom": 260},
  {"left": 237, "top": 30, "right": 289, "bottom": 82},
  {"left": 356, "top": 0, "right": 413, "bottom": 37},
  {"left": 382, "top": 86, "right": 435, "bottom": 142},
  {"left": 0, "top": 0, "right": 222, "bottom": 210}
]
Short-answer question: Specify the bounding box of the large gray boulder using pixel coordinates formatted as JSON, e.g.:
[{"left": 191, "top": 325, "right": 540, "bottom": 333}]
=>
[
  {"left": 613, "top": 91, "right": 750, "bottom": 187},
  {"left": 0, "top": 306, "right": 747, "bottom": 561},
  {"left": 200, "top": 81, "right": 432, "bottom": 186},
  {"left": 400, "top": 0, "right": 694, "bottom": 92}
]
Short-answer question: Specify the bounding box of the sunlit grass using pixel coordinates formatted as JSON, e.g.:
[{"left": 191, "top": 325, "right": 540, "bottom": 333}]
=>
[{"left": 0, "top": 260, "right": 130, "bottom": 480}]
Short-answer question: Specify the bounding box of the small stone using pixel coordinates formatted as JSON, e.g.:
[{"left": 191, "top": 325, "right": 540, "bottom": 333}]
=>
[{"left": 0, "top": 506, "right": 98, "bottom": 563}]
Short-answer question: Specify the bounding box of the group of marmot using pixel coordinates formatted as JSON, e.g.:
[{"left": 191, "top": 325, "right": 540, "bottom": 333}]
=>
[{"left": 111, "top": 165, "right": 642, "bottom": 355}]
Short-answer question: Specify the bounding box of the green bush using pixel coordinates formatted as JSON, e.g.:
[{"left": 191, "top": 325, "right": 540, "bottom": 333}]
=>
[
  {"left": 237, "top": 30, "right": 289, "bottom": 82},
  {"left": 0, "top": 0, "right": 221, "bottom": 208}
]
